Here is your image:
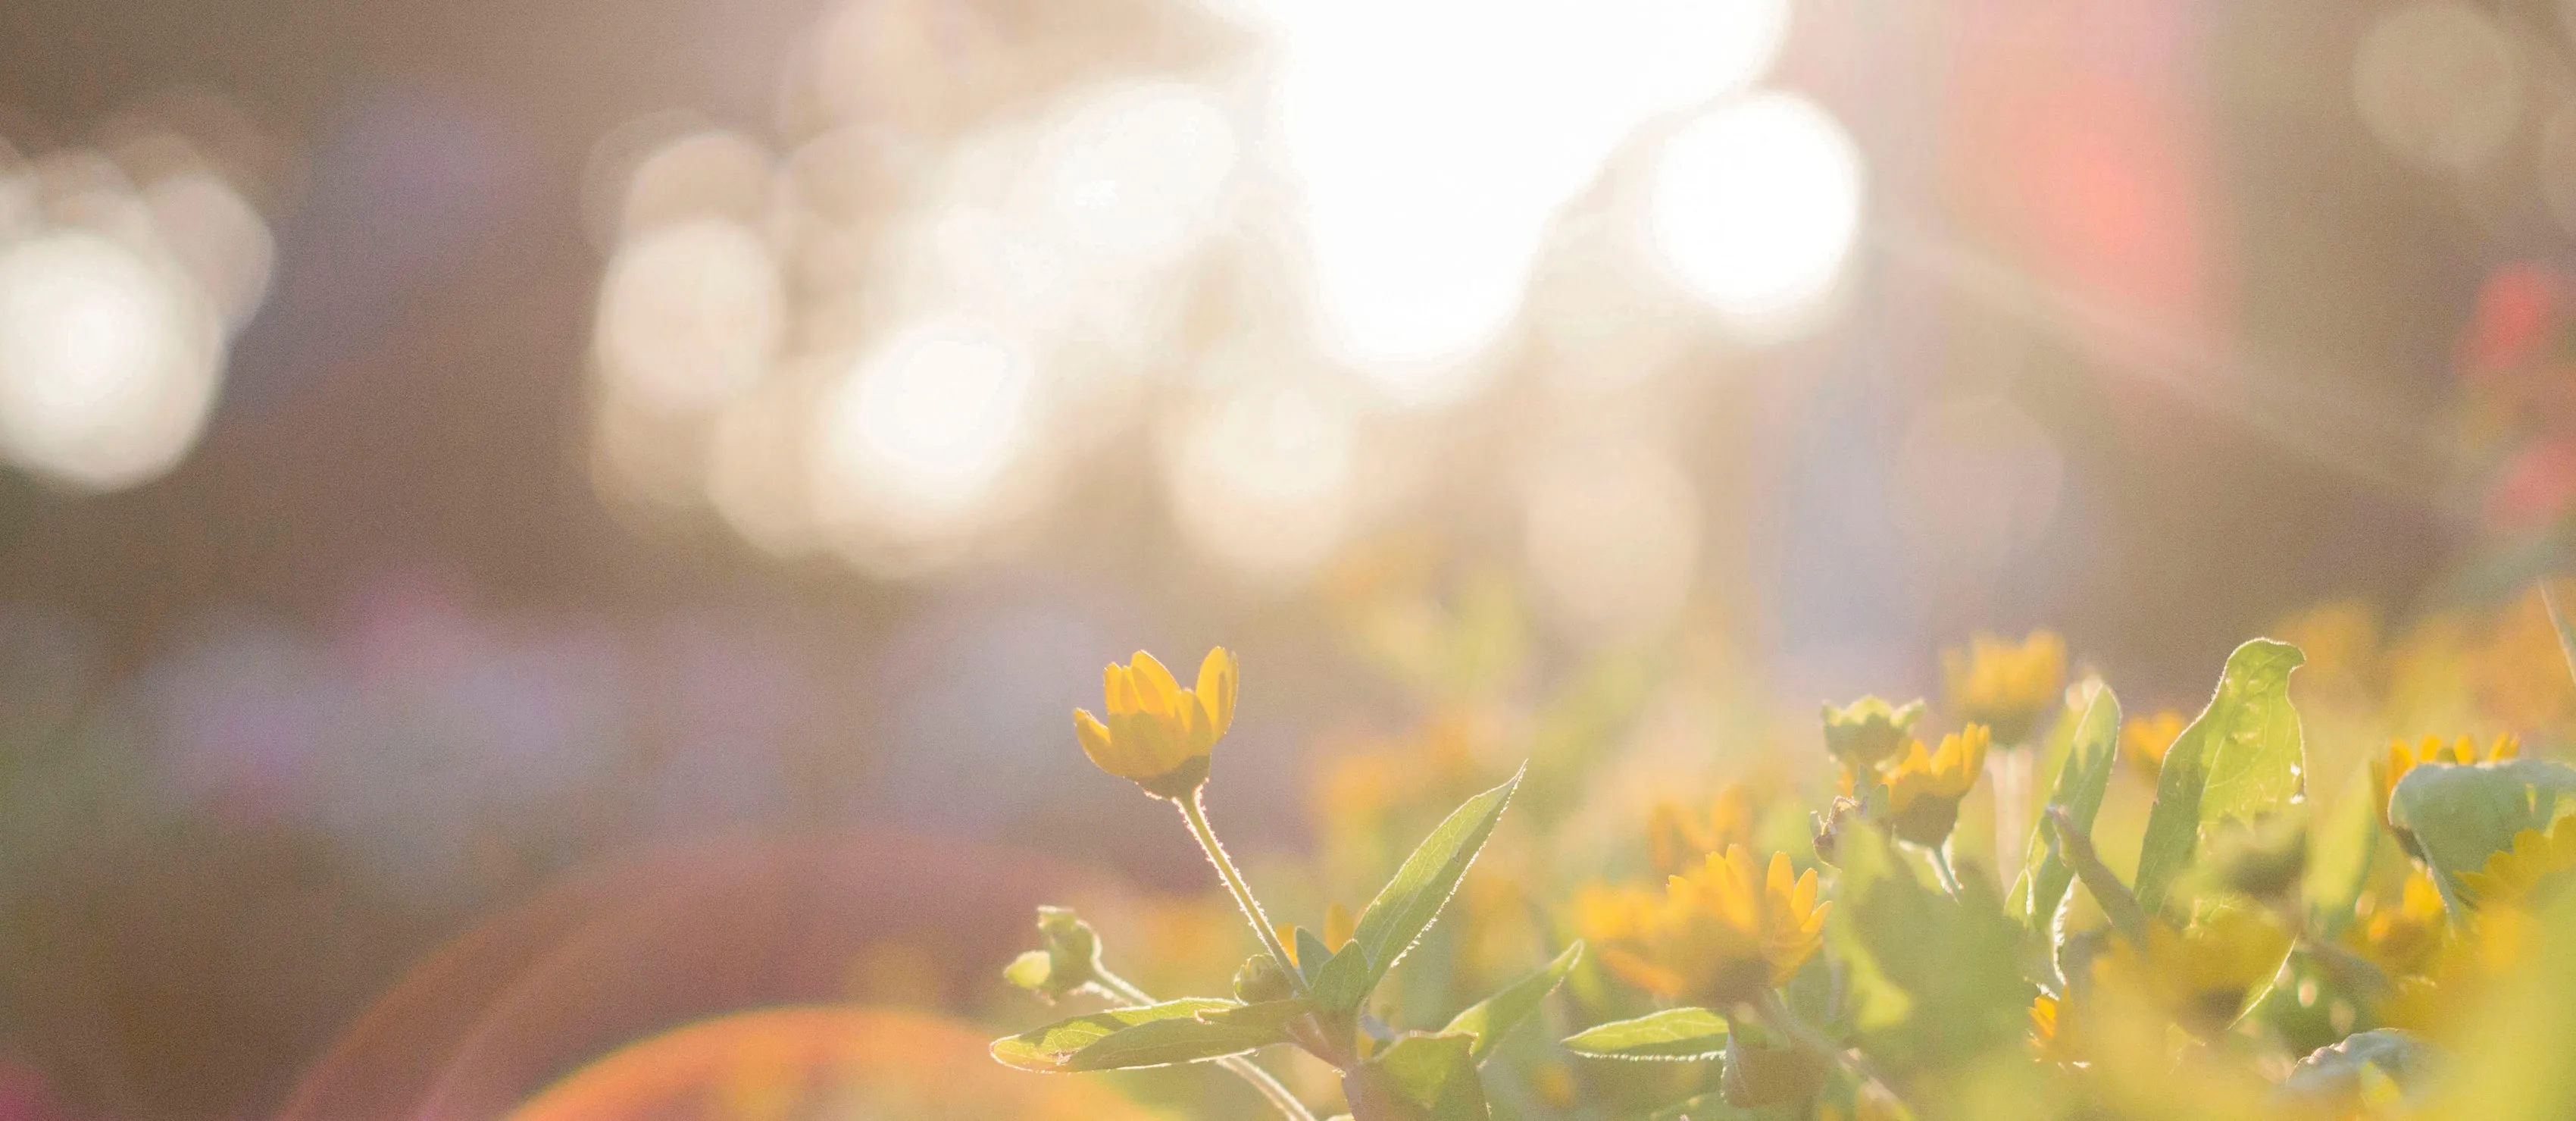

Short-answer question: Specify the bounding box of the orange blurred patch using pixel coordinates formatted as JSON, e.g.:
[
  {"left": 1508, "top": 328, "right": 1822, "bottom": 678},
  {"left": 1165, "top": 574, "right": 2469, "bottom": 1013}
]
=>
[{"left": 506, "top": 1006, "right": 1159, "bottom": 1121}]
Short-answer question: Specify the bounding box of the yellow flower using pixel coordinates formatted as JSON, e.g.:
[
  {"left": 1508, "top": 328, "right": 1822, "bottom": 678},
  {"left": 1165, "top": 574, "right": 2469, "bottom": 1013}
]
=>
[
  {"left": 1580, "top": 847, "right": 1830, "bottom": 1007},
  {"left": 1875, "top": 725, "right": 1990, "bottom": 846},
  {"left": 2369, "top": 734, "right": 2518, "bottom": 831},
  {"left": 1073, "top": 648, "right": 1238, "bottom": 797},
  {"left": 2120, "top": 710, "right": 2187, "bottom": 783},
  {"left": 2459, "top": 813, "right": 2576, "bottom": 906},
  {"left": 1821, "top": 695, "right": 1925, "bottom": 772},
  {"left": 1941, "top": 631, "right": 2066, "bottom": 744},
  {"left": 2029, "top": 993, "right": 2075, "bottom": 1063},
  {"left": 2345, "top": 870, "right": 2448, "bottom": 978},
  {"left": 1647, "top": 784, "right": 1755, "bottom": 878},
  {"left": 2090, "top": 908, "right": 2291, "bottom": 1039}
]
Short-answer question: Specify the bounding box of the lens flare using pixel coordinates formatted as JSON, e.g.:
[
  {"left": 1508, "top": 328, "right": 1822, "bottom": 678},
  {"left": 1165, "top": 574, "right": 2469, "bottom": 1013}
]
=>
[
  {"left": 0, "top": 228, "right": 223, "bottom": 491},
  {"left": 594, "top": 217, "right": 783, "bottom": 413},
  {"left": 1266, "top": 0, "right": 1791, "bottom": 402},
  {"left": 1650, "top": 92, "right": 1865, "bottom": 337}
]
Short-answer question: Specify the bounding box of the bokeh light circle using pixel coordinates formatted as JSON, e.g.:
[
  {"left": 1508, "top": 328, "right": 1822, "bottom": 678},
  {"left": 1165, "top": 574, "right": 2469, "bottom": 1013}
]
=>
[
  {"left": 1165, "top": 381, "right": 1359, "bottom": 581},
  {"left": 0, "top": 227, "right": 223, "bottom": 491},
  {"left": 814, "top": 320, "right": 1038, "bottom": 537},
  {"left": 1650, "top": 92, "right": 1865, "bottom": 335},
  {"left": 2352, "top": 3, "right": 2519, "bottom": 174},
  {"left": 1521, "top": 439, "right": 1701, "bottom": 643},
  {"left": 595, "top": 217, "right": 783, "bottom": 414}
]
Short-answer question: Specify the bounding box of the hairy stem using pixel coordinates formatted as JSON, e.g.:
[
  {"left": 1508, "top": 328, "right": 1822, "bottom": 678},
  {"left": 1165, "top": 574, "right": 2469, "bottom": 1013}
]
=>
[
  {"left": 1926, "top": 843, "right": 1965, "bottom": 899},
  {"left": 1177, "top": 788, "right": 1308, "bottom": 996},
  {"left": 1093, "top": 968, "right": 1318, "bottom": 1121}
]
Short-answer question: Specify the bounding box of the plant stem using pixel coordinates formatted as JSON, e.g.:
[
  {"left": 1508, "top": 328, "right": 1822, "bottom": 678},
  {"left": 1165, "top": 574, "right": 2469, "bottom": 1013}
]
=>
[
  {"left": 1177, "top": 788, "right": 1308, "bottom": 996},
  {"left": 2045, "top": 806, "right": 2149, "bottom": 947},
  {"left": 1093, "top": 968, "right": 1319, "bottom": 1121},
  {"left": 1755, "top": 990, "right": 1905, "bottom": 1112},
  {"left": 1926, "top": 843, "right": 1965, "bottom": 899}
]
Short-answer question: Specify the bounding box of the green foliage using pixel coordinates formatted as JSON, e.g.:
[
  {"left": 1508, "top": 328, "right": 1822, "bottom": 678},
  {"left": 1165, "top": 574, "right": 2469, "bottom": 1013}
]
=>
[
  {"left": 1561, "top": 1007, "right": 1730, "bottom": 1061},
  {"left": 1442, "top": 940, "right": 1582, "bottom": 1062},
  {"left": 992, "top": 997, "right": 1284, "bottom": 1072},
  {"left": 1330, "top": 766, "right": 1526, "bottom": 1013},
  {"left": 1830, "top": 828, "right": 2030, "bottom": 1074},
  {"left": 2135, "top": 639, "right": 2306, "bottom": 914},
  {"left": 2279, "top": 1029, "right": 2434, "bottom": 1107},
  {"left": 2017, "top": 681, "right": 2120, "bottom": 934},
  {"left": 2389, "top": 757, "right": 2576, "bottom": 910},
  {"left": 2305, "top": 766, "right": 2381, "bottom": 938},
  {"left": 1358, "top": 1032, "right": 1487, "bottom": 1120}
]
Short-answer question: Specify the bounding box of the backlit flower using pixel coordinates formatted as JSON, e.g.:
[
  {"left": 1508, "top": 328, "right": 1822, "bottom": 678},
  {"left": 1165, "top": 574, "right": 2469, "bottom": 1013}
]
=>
[
  {"left": 2029, "top": 993, "right": 2075, "bottom": 1063},
  {"left": 1580, "top": 847, "right": 1830, "bottom": 1007},
  {"left": 2090, "top": 908, "right": 2291, "bottom": 1039},
  {"left": 1875, "top": 725, "right": 1990, "bottom": 846},
  {"left": 2119, "top": 710, "right": 2186, "bottom": 783},
  {"left": 1821, "top": 695, "right": 1924, "bottom": 773},
  {"left": 2459, "top": 813, "right": 2576, "bottom": 907},
  {"left": 2369, "top": 734, "right": 2518, "bottom": 831},
  {"left": 1648, "top": 784, "right": 1755, "bottom": 878},
  {"left": 2345, "top": 870, "right": 2447, "bottom": 978},
  {"left": 1073, "top": 648, "right": 1238, "bottom": 797},
  {"left": 1941, "top": 631, "right": 2066, "bottom": 744}
]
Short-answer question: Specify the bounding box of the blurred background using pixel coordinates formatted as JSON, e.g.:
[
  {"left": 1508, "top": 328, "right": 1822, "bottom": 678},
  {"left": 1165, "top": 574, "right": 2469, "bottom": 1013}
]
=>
[{"left": 0, "top": 0, "right": 2571, "bottom": 1116}]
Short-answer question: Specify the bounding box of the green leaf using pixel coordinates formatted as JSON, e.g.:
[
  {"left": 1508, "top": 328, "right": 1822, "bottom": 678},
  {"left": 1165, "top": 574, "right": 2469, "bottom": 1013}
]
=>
[
  {"left": 2021, "top": 681, "right": 2121, "bottom": 935},
  {"left": 1360, "top": 1032, "right": 1488, "bottom": 1120},
  {"left": 2280, "top": 1029, "right": 2437, "bottom": 1107},
  {"left": 2134, "top": 639, "right": 2306, "bottom": 914},
  {"left": 1443, "top": 941, "right": 1582, "bottom": 1063},
  {"left": 1559, "top": 1007, "right": 1730, "bottom": 1060},
  {"left": 1296, "top": 927, "right": 1334, "bottom": 985},
  {"left": 989, "top": 1000, "right": 1252, "bottom": 1077},
  {"left": 1328, "top": 765, "right": 1525, "bottom": 1013},
  {"left": 2390, "top": 758, "right": 2576, "bottom": 911},
  {"left": 1829, "top": 828, "right": 2030, "bottom": 1074},
  {"left": 2305, "top": 766, "right": 2381, "bottom": 938},
  {"left": 1312, "top": 941, "right": 1371, "bottom": 1010}
]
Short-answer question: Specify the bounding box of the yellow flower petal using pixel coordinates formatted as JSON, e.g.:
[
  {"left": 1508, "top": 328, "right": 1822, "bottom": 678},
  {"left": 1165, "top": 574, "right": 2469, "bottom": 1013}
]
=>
[{"left": 1196, "top": 647, "right": 1237, "bottom": 737}]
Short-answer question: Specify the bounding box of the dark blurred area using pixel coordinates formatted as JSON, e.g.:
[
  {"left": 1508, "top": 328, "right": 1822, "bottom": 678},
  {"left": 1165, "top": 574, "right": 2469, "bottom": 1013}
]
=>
[{"left": 0, "top": 0, "right": 2559, "bottom": 1115}]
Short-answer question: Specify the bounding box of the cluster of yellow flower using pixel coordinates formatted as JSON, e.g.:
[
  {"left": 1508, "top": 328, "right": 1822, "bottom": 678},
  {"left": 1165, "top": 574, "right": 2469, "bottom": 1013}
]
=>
[{"left": 995, "top": 596, "right": 2576, "bottom": 1121}]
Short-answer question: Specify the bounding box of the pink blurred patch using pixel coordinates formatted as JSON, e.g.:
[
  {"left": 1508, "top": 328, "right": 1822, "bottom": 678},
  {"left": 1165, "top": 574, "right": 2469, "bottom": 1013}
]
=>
[{"left": 2484, "top": 437, "right": 2576, "bottom": 531}]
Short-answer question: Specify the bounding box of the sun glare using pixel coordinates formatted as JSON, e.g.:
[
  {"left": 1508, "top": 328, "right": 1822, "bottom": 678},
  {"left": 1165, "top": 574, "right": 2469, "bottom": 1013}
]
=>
[{"left": 1649, "top": 92, "right": 1864, "bottom": 336}]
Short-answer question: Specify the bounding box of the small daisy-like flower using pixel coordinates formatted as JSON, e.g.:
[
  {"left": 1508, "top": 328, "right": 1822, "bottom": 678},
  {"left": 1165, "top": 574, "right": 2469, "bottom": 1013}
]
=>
[
  {"left": 2345, "top": 869, "right": 2447, "bottom": 978},
  {"left": 1073, "top": 648, "right": 1238, "bottom": 798},
  {"left": 1876, "top": 725, "right": 1990, "bottom": 847},
  {"left": 1647, "top": 784, "right": 1755, "bottom": 878},
  {"left": 1941, "top": 631, "right": 2067, "bottom": 745},
  {"left": 2119, "top": 710, "right": 2187, "bottom": 783},
  {"left": 1821, "top": 695, "right": 1925, "bottom": 774},
  {"left": 2370, "top": 733, "right": 2518, "bottom": 831},
  {"left": 2460, "top": 814, "right": 2576, "bottom": 907},
  {"left": 2091, "top": 908, "right": 2291, "bottom": 1039},
  {"left": 1580, "top": 847, "right": 1830, "bottom": 1007}
]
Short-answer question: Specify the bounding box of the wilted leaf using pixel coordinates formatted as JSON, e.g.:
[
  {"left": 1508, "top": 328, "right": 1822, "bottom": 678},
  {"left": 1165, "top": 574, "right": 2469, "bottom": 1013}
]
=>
[
  {"left": 1330, "top": 766, "right": 1525, "bottom": 1013},
  {"left": 2021, "top": 681, "right": 2121, "bottom": 934},
  {"left": 1561, "top": 1007, "right": 1730, "bottom": 1060},
  {"left": 1444, "top": 941, "right": 1583, "bottom": 1062},
  {"left": 2390, "top": 758, "right": 2576, "bottom": 910},
  {"left": 2135, "top": 639, "right": 2306, "bottom": 914}
]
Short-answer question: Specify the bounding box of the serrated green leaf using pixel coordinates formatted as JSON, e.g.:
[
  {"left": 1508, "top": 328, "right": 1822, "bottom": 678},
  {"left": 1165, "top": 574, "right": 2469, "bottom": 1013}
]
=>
[
  {"left": 1065, "top": 1013, "right": 1292, "bottom": 1072},
  {"left": 2390, "top": 758, "right": 2576, "bottom": 911},
  {"left": 1360, "top": 1032, "right": 1488, "bottom": 1120},
  {"left": 1559, "top": 1006, "right": 1729, "bottom": 1060},
  {"left": 991, "top": 997, "right": 1250, "bottom": 1072},
  {"left": 2021, "top": 681, "right": 2121, "bottom": 935},
  {"left": 1443, "top": 941, "right": 1582, "bottom": 1063},
  {"left": 2135, "top": 639, "right": 2306, "bottom": 914},
  {"left": 1330, "top": 765, "right": 1525, "bottom": 1013}
]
